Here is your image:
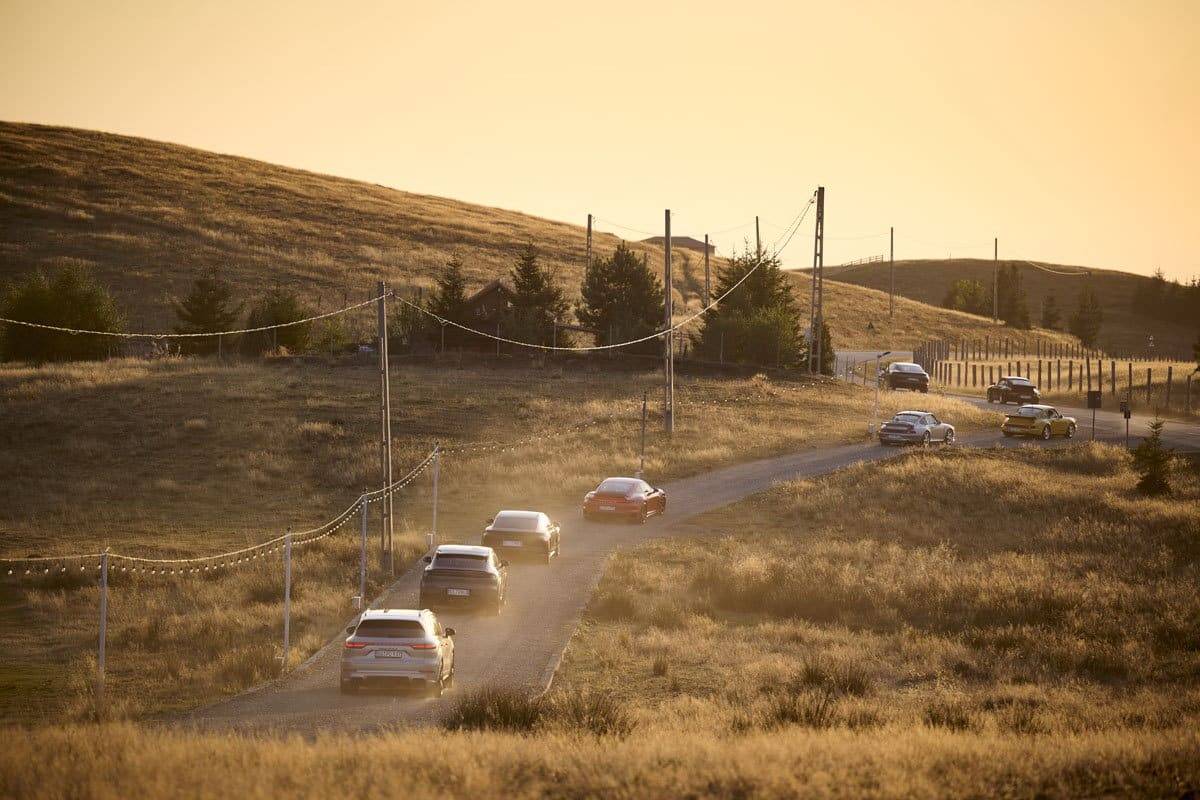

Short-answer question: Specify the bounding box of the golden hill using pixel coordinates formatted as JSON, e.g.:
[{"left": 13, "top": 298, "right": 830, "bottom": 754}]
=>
[
  {"left": 823, "top": 258, "right": 1194, "bottom": 358},
  {"left": 2, "top": 122, "right": 1083, "bottom": 352}
]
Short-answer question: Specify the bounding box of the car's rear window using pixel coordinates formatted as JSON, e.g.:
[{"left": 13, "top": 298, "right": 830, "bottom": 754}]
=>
[
  {"left": 492, "top": 512, "right": 540, "bottom": 531},
  {"left": 597, "top": 479, "right": 637, "bottom": 494},
  {"left": 891, "top": 364, "right": 923, "bottom": 373},
  {"left": 1016, "top": 407, "right": 1042, "bottom": 417},
  {"left": 432, "top": 554, "right": 490, "bottom": 570},
  {"left": 1009, "top": 378, "right": 1033, "bottom": 386},
  {"left": 354, "top": 619, "right": 425, "bottom": 637},
  {"left": 893, "top": 413, "right": 922, "bottom": 423}
]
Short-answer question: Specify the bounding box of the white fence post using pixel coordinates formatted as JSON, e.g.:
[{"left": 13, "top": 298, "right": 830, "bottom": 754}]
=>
[
  {"left": 282, "top": 530, "right": 292, "bottom": 672},
  {"left": 97, "top": 549, "right": 109, "bottom": 715},
  {"left": 358, "top": 495, "right": 368, "bottom": 609}
]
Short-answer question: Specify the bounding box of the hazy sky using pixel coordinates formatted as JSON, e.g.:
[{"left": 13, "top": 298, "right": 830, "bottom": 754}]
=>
[{"left": 2, "top": 0, "right": 1197, "bottom": 280}]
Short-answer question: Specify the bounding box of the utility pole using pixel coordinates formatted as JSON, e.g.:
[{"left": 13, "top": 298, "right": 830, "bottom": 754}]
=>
[
  {"left": 97, "top": 549, "right": 109, "bottom": 715},
  {"left": 703, "top": 234, "right": 711, "bottom": 307},
  {"left": 431, "top": 445, "right": 440, "bottom": 549},
  {"left": 888, "top": 226, "right": 894, "bottom": 319},
  {"left": 376, "top": 281, "right": 394, "bottom": 574},
  {"left": 755, "top": 216, "right": 761, "bottom": 258},
  {"left": 992, "top": 237, "right": 999, "bottom": 323},
  {"left": 282, "top": 530, "right": 292, "bottom": 672},
  {"left": 638, "top": 390, "right": 647, "bottom": 478},
  {"left": 358, "top": 494, "right": 368, "bottom": 609},
  {"left": 663, "top": 209, "right": 674, "bottom": 434},
  {"left": 586, "top": 214, "right": 593, "bottom": 268},
  {"left": 808, "top": 187, "right": 826, "bottom": 374}
]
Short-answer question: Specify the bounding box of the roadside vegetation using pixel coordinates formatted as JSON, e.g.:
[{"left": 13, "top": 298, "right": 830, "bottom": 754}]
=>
[
  {"left": 0, "top": 357, "right": 996, "bottom": 721},
  {"left": 2, "top": 445, "right": 1196, "bottom": 797}
]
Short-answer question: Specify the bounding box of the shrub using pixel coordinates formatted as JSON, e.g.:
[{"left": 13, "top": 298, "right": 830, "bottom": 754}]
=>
[
  {"left": 172, "top": 268, "right": 242, "bottom": 355},
  {"left": 2, "top": 267, "right": 125, "bottom": 362},
  {"left": 576, "top": 241, "right": 662, "bottom": 354},
  {"left": 543, "top": 690, "right": 634, "bottom": 737},
  {"left": 242, "top": 288, "right": 313, "bottom": 354},
  {"left": 651, "top": 655, "right": 669, "bottom": 677},
  {"left": 442, "top": 685, "right": 543, "bottom": 732},
  {"left": 764, "top": 687, "right": 840, "bottom": 729},
  {"left": 923, "top": 698, "right": 975, "bottom": 731},
  {"left": 1132, "top": 418, "right": 1173, "bottom": 495}
]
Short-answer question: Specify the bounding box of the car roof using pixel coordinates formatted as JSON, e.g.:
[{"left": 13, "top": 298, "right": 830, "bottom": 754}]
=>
[
  {"left": 1017, "top": 404, "right": 1053, "bottom": 410},
  {"left": 889, "top": 362, "right": 920, "bottom": 367},
  {"left": 434, "top": 544, "right": 493, "bottom": 557},
  {"left": 494, "top": 510, "right": 543, "bottom": 520},
  {"left": 895, "top": 410, "right": 931, "bottom": 416},
  {"left": 601, "top": 476, "right": 639, "bottom": 483},
  {"left": 1002, "top": 375, "right": 1031, "bottom": 380},
  {"left": 359, "top": 609, "right": 426, "bottom": 622}
]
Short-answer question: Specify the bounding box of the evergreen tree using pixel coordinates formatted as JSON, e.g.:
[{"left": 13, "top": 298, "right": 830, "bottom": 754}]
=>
[
  {"left": 427, "top": 258, "right": 470, "bottom": 349},
  {"left": 1, "top": 267, "right": 125, "bottom": 362},
  {"left": 1132, "top": 418, "right": 1173, "bottom": 495},
  {"left": 1040, "top": 293, "right": 1062, "bottom": 330},
  {"left": 996, "top": 265, "right": 1031, "bottom": 329},
  {"left": 1068, "top": 284, "right": 1104, "bottom": 348},
  {"left": 941, "top": 279, "right": 989, "bottom": 316},
  {"left": 242, "top": 288, "right": 312, "bottom": 354},
  {"left": 507, "top": 245, "right": 568, "bottom": 347},
  {"left": 173, "top": 268, "right": 243, "bottom": 355},
  {"left": 575, "top": 242, "right": 663, "bottom": 353},
  {"left": 693, "top": 246, "right": 806, "bottom": 366}
]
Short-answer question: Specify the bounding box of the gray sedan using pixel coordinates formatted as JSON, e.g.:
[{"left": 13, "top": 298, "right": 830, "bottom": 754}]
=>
[
  {"left": 340, "top": 608, "right": 455, "bottom": 696},
  {"left": 878, "top": 411, "right": 955, "bottom": 446}
]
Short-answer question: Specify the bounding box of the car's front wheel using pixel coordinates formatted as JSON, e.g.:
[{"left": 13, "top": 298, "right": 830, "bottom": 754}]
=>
[
  {"left": 1065, "top": 424, "right": 1076, "bottom": 439},
  {"left": 1040, "top": 425, "right": 1051, "bottom": 441},
  {"left": 922, "top": 431, "right": 932, "bottom": 447},
  {"left": 944, "top": 429, "right": 955, "bottom": 444}
]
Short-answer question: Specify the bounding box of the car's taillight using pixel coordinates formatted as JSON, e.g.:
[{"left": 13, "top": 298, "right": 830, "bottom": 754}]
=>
[
  {"left": 409, "top": 643, "right": 436, "bottom": 650},
  {"left": 344, "top": 641, "right": 366, "bottom": 649}
]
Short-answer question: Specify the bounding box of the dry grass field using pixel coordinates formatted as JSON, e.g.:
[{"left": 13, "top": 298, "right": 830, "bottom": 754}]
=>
[
  {"left": 0, "top": 355, "right": 998, "bottom": 722},
  {"left": 1, "top": 445, "right": 1197, "bottom": 798},
  {"left": 824, "top": 258, "right": 1197, "bottom": 359},
  {"left": 4, "top": 122, "right": 1088, "bottom": 354}
]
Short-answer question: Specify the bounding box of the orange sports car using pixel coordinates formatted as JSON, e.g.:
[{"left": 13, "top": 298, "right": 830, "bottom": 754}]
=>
[{"left": 582, "top": 477, "right": 666, "bottom": 524}]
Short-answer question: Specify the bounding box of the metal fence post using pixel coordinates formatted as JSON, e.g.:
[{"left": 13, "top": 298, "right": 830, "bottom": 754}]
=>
[
  {"left": 97, "top": 550, "right": 109, "bottom": 715},
  {"left": 282, "top": 530, "right": 292, "bottom": 672}
]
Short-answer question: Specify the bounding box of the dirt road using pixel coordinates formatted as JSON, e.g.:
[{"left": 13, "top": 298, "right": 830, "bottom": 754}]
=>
[{"left": 181, "top": 401, "right": 1196, "bottom": 735}]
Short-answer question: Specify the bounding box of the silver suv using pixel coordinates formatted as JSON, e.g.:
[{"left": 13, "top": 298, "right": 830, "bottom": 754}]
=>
[{"left": 340, "top": 609, "right": 455, "bottom": 696}]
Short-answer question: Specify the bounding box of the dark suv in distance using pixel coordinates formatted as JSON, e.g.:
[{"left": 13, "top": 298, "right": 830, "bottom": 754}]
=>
[
  {"left": 880, "top": 362, "right": 930, "bottom": 392},
  {"left": 986, "top": 376, "right": 1041, "bottom": 404},
  {"left": 419, "top": 544, "right": 508, "bottom": 614}
]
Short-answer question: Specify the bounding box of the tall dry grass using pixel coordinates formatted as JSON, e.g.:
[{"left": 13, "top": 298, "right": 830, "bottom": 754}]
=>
[{"left": 0, "top": 357, "right": 999, "bottom": 722}]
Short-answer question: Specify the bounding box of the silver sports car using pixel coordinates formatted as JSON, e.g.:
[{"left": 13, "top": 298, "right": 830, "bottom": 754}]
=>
[{"left": 878, "top": 410, "right": 955, "bottom": 446}]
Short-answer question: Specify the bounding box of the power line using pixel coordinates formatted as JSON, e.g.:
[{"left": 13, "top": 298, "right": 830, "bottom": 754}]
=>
[
  {"left": 0, "top": 293, "right": 386, "bottom": 339},
  {"left": 1018, "top": 259, "right": 1090, "bottom": 277},
  {"left": 398, "top": 195, "right": 817, "bottom": 352}
]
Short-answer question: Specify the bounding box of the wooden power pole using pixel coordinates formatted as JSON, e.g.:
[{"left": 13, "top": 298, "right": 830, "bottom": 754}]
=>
[
  {"left": 704, "top": 234, "right": 711, "bottom": 306},
  {"left": 586, "top": 213, "right": 593, "bottom": 268},
  {"left": 808, "top": 187, "right": 825, "bottom": 374},
  {"left": 755, "top": 215, "right": 761, "bottom": 258},
  {"left": 992, "top": 237, "right": 999, "bottom": 323},
  {"left": 889, "top": 226, "right": 894, "bottom": 319},
  {"left": 376, "top": 281, "right": 394, "bottom": 573},
  {"left": 663, "top": 209, "right": 674, "bottom": 434}
]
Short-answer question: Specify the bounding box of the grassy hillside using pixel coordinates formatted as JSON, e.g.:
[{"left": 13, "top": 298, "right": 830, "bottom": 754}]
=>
[
  {"left": 823, "top": 258, "right": 1195, "bottom": 358},
  {"left": 4, "top": 122, "right": 1084, "bottom": 353},
  {"left": 3, "top": 446, "right": 1196, "bottom": 798}
]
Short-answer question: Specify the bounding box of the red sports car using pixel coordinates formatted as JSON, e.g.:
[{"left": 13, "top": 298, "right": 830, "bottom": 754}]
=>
[{"left": 582, "top": 477, "right": 666, "bottom": 524}]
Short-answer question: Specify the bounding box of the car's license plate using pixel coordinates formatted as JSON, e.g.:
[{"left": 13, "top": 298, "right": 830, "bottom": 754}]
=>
[
  {"left": 503, "top": 539, "right": 521, "bottom": 547},
  {"left": 599, "top": 505, "right": 616, "bottom": 511},
  {"left": 376, "top": 649, "right": 406, "bottom": 659},
  {"left": 447, "top": 588, "right": 470, "bottom": 597}
]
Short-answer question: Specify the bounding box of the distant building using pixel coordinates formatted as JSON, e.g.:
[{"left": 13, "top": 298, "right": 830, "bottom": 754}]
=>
[
  {"left": 464, "top": 279, "right": 514, "bottom": 325},
  {"left": 639, "top": 236, "right": 715, "bottom": 256}
]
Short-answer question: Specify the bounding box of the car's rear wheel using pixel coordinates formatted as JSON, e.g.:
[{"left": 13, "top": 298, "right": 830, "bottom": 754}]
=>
[
  {"left": 922, "top": 431, "right": 931, "bottom": 447},
  {"left": 1040, "top": 425, "right": 1051, "bottom": 441}
]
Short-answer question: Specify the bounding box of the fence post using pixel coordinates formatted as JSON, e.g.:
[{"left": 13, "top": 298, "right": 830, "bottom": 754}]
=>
[
  {"left": 1056, "top": 359, "right": 1061, "bottom": 390},
  {"left": 972, "top": 364, "right": 977, "bottom": 387},
  {"left": 1127, "top": 362, "right": 1134, "bottom": 404},
  {"left": 1166, "top": 366, "right": 1173, "bottom": 409},
  {"left": 431, "top": 445, "right": 441, "bottom": 548},
  {"left": 97, "top": 549, "right": 109, "bottom": 715},
  {"left": 1187, "top": 374, "right": 1193, "bottom": 415},
  {"left": 1086, "top": 359, "right": 1092, "bottom": 393},
  {"left": 1038, "top": 360, "right": 1042, "bottom": 388},
  {"left": 282, "top": 530, "right": 292, "bottom": 673},
  {"left": 358, "top": 495, "right": 368, "bottom": 608},
  {"left": 1109, "top": 361, "right": 1116, "bottom": 397},
  {"left": 1068, "top": 361, "right": 1073, "bottom": 390},
  {"left": 1146, "top": 368, "right": 1152, "bottom": 405}
]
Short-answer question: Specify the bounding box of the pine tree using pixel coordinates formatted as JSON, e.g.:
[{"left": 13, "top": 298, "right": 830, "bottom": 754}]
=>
[
  {"left": 507, "top": 245, "right": 568, "bottom": 346},
  {"left": 1068, "top": 284, "right": 1104, "bottom": 347},
  {"left": 173, "top": 268, "right": 243, "bottom": 355},
  {"left": 996, "top": 265, "right": 1031, "bottom": 329},
  {"left": 243, "top": 287, "right": 312, "bottom": 354},
  {"left": 694, "top": 246, "right": 805, "bottom": 366},
  {"left": 1040, "top": 294, "right": 1061, "bottom": 330},
  {"left": 1132, "top": 418, "right": 1173, "bottom": 495},
  {"left": 575, "top": 242, "right": 663, "bottom": 352},
  {"left": 427, "top": 258, "right": 470, "bottom": 348},
  {"left": 942, "top": 279, "right": 989, "bottom": 316}
]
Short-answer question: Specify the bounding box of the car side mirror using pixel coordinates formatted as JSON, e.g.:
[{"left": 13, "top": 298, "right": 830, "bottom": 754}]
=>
[
  {"left": 445, "top": 627, "right": 456, "bottom": 637},
  {"left": 422, "top": 555, "right": 432, "bottom": 563},
  {"left": 345, "top": 625, "right": 355, "bottom": 635}
]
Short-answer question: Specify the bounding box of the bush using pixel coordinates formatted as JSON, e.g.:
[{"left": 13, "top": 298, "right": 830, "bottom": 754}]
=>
[
  {"left": 1132, "top": 419, "right": 1173, "bottom": 495},
  {"left": 1, "top": 267, "right": 125, "bottom": 362},
  {"left": 172, "top": 269, "right": 242, "bottom": 355},
  {"left": 442, "top": 685, "right": 543, "bottom": 732},
  {"left": 543, "top": 690, "right": 634, "bottom": 737},
  {"left": 242, "top": 288, "right": 312, "bottom": 354}
]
